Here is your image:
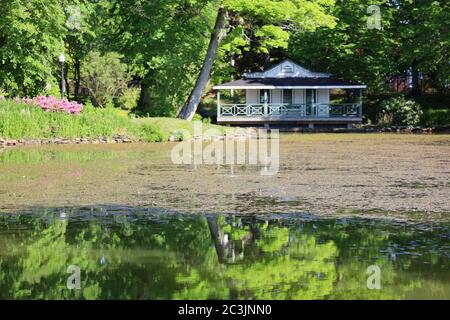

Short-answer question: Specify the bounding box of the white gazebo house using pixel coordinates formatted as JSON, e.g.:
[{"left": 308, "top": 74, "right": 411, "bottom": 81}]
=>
[{"left": 213, "top": 59, "right": 367, "bottom": 128}]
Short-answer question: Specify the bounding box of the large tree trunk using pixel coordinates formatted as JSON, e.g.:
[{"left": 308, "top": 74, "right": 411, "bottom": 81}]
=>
[
  {"left": 74, "top": 59, "right": 81, "bottom": 99},
  {"left": 178, "top": 7, "right": 226, "bottom": 120},
  {"left": 138, "top": 81, "right": 152, "bottom": 113},
  {"left": 206, "top": 215, "right": 226, "bottom": 264}
]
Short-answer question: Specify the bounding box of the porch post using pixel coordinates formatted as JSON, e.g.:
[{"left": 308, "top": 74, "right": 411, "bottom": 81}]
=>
[
  {"left": 217, "top": 90, "right": 221, "bottom": 118},
  {"left": 357, "top": 89, "right": 363, "bottom": 117},
  {"left": 264, "top": 90, "right": 268, "bottom": 115}
]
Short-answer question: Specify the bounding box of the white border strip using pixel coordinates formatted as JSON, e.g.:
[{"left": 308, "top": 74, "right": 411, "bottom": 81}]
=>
[{"left": 213, "top": 85, "right": 367, "bottom": 90}]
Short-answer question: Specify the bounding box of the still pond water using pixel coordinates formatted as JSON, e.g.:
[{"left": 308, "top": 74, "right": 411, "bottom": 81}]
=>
[
  {"left": 0, "top": 210, "right": 449, "bottom": 299},
  {"left": 0, "top": 139, "right": 449, "bottom": 299}
]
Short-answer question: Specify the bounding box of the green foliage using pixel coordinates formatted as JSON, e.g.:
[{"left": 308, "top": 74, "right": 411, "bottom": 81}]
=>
[
  {"left": 81, "top": 51, "right": 130, "bottom": 107},
  {"left": 139, "top": 124, "right": 165, "bottom": 143},
  {"left": 117, "top": 87, "right": 141, "bottom": 111},
  {"left": 0, "top": 99, "right": 230, "bottom": 141},
  {"left": 133, "top": 117, "right": 227, "bottom": 140},
  {"left": 63, "top": 0, "right": 98, "bottom": 99},
  {"left": 171, "top": 130, "right": 190, "bottom": 141},
  {"left": 287, "top": 0, "right": 449, "bottom": 94},
  {"left": 192, "top": 114, "right": 203, "bottom": 122},
  {"left": 202, "top": 117, "right": 212, "bottom": 124},
  {"left": 288, "top": 0, "right": 394, "bottom": 93},
  {"left": 394, "top": 0, "right": 450, "bottom": 93},
  {"left": 0, "top": 209, "right": 448, "bottom": 299},
  {"left": 255, "top": 25, "right": 289, "bottom": 53},
  {"left": 0, "top": 0, "right": 66, "bottom": 96},
  {"left": 43, "top": 82, "right": 64, "bottom": 98},
  {"left": 213, "top": 0, "right": 337, "bottom": 83},
  {"left": 0, "top": 88, "right": 8, "bottom": 100},
  {"left": 190, "top": 113, "right": 216, "bottom": 125},
  {"left": 109, "top": 0, "right": 216, "bottom": 116},
  {"left": 223, "top": 0, "right": 336, "bottom": 32},
  {"left": 0, "top": 99, "right": 134, "bottom": 139},
  {"left": 0, "top": 0, "right": 447, "bottom": 117},
  {"left": 413, "top": 94, "right": 450, "bottom": 110},
  {"left": 378, "top": 96, "right": 423, "bottom": 127},
  {"left": 421, "top": 109, "right": 450, "bottom": 127}
]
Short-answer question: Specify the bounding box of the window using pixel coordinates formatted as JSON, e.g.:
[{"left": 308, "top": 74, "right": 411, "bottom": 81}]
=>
[
  {"left": 259, "top": 89, "right": 271, "bottom": 104},
  {"left": 282, "top": 65, "right": 293, "bottom": 73},
  {"left": 306, "top": 89, "right": 317, "bottom": 105},
  {"left": 283, "top": 89, "right": 293, "bottom": 105}
]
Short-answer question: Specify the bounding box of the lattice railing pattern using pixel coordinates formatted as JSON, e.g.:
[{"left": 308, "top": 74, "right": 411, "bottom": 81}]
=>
[{"left": 219, "top": 103, "right": 361, "bottom": 118}]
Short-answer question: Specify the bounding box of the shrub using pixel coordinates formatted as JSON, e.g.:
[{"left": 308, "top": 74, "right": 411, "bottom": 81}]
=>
[
  {"left": 139, "top": 124, "right": 165, "bottom": 142},
  {"left": 171, "top": 129, "right": 190, "bottom": 141},
  {"left": 190, "top": 114, "right": 212, "bottom": 124},
  {"left": 0, "top": 88, "right": 7, "bottom": 100},
  {"left": 378, "top": 96, "right": 422, "bottom": 126},
  {"left": 117, "top": 87, "right": 141, "bottom": 111},
  {"left": 202, "top": 117, "right": 212, "bottom": 124},
  {"left": 192, "top": 114, "right": 203, "bottom": 122},
  {"left": 19, "top": 96, "right": 83, "bottom": 114},
  {"left": 413, "top": 94, "right": 450, "bottom": 110},
  {"left": 421, "top": 109, "right": 450, "bottom": 127},
  {"left": 81, "top": 51, "right": 130, "bottom": 107},
  {"left": 44, "top": 82, "right": 64, "bottom": 98}
]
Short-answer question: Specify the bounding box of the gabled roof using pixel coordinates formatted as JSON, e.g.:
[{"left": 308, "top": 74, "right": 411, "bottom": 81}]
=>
[
  {"left": 214, "top": 59, "right": 366, "bottom": 89},
  {"left": 243, "top": 59, "right": 331, "bottom": 79},
  {"left": 213, "top": 77, "right": 367, "bottom": 90}
]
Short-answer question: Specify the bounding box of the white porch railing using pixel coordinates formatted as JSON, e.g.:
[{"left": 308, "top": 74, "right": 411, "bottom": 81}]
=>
[{"left": 218, "top": 103, "right": 362, "bottom": 118}]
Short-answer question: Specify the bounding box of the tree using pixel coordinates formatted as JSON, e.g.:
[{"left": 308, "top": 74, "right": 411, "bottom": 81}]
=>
[
  {"left": 63, "top": 0, "right": 98, "bottom": 99},
  {"left": 0, "top": 0, "right": 66, "bottom": 96},
  {"left": 178, "top": 0, "right": 337, "bottom": 120},
  {"left": 106, "top": 0, "right": 217, "bottom": 116},
  {"left": 178, "top": 7, "right": 227, "bottom": 120},
  {"left": 392, "top": 0, "right": 449, "bottom": 95},
  {"left": 81, "top": 51, "right": 130, "bottom": 107},
  {"left": 288, "top": 0, "right": 396, "bottom": 94},
  {"left": 287, "top": 0, "right": 449, "bottom": 95}
]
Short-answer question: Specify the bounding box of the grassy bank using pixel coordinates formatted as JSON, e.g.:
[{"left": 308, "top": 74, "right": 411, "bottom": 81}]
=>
[
  {"left": 133, "top": 117, "right": 228, "bottom": 141},
  {"left": 0, "top": 100, "right": 136, "bottom": 140},
  {"left": 0, "top": 100, "right": 227, "bottom": 142}
]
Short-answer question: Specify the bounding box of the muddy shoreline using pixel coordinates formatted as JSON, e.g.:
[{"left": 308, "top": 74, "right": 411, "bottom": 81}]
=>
[{"left": 1, "top": 125, "right": 449, "bottom": 149}]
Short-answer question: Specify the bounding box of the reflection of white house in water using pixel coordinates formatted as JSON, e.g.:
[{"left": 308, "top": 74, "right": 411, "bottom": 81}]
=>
[{"left": 213, "top": 59, "right": 367, "bottom": 128}]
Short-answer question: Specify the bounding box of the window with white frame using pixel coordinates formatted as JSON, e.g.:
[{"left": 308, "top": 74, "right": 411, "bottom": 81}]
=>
[
  {"left": 283, "top": 89, "right": 293, "bottom": 105},
  {"left": 306, "top": 89, "right": 317, "bottom": 105},
  {"left": 259, "top": 89, "right": 271, "bottom": 104}
]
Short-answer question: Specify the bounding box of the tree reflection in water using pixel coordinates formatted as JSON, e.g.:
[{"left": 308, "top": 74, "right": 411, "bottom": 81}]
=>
[{"left": 0, "top": 210, "right": 448, "bottom": 300}]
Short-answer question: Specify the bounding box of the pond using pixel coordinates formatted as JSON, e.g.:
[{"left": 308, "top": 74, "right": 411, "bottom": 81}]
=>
[
  {"left": 0, "top": 134, "right": 449, "bottom": 299},
  {"left": 0, "top": 210, "right": 449, "bottom": 299},
  {"left": 0, "top": 135, "right": 449, "bottom": 216}
]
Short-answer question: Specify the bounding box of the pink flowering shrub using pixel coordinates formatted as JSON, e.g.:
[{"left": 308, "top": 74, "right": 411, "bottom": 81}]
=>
[{"left": 18, "top": 96, "right": 83, "bottom": 114}]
